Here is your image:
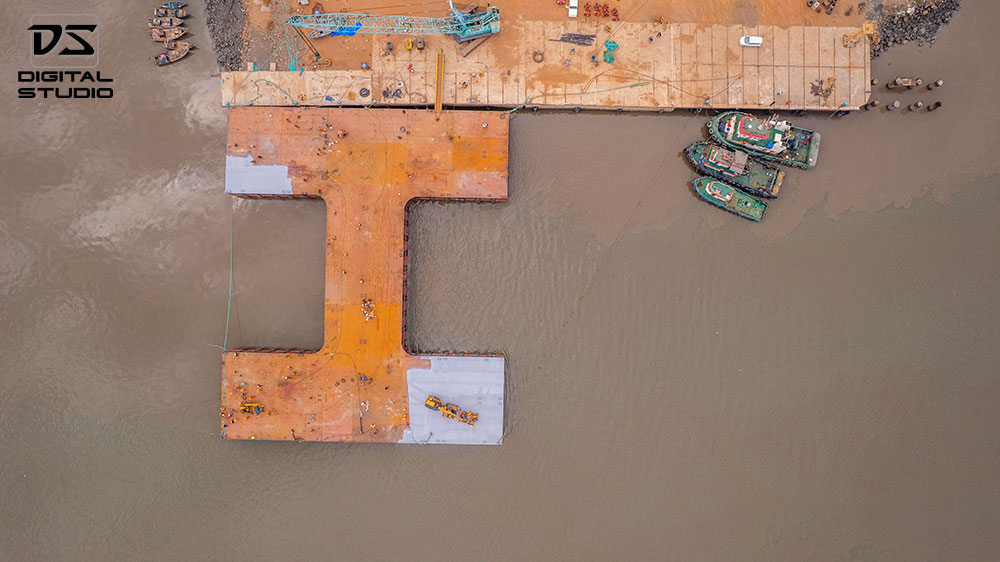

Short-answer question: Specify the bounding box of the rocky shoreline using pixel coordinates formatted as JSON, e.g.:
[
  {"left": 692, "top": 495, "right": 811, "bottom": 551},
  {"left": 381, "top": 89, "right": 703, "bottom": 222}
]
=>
[
  {"left": 872, "top": 0, "right": 962, "bottom": 57},
  {"left": 205, "top": 0, "right": 246, "bottom": 71}
]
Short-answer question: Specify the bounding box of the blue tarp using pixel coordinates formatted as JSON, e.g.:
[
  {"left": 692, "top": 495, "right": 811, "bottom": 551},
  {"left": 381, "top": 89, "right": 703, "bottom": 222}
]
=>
[
  {"left": 309, "top": 21, "right": 363, "bottom": 38},
  {"left": 332, "top": 22, "right": 363, "bottom": 36}
]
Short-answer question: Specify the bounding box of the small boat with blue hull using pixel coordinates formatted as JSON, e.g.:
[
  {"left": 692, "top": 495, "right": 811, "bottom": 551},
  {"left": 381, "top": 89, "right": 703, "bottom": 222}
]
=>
[
  {"left": 148, "top": 17, "right": 184, "bottom": 28},
  {"left": 154, "top": 8, "right": 189, "bottom": 18}
]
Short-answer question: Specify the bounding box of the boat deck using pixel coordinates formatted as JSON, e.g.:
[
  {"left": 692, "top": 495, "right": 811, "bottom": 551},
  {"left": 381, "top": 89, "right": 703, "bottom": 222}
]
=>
[{"left": 221, "top": 107, "right": 508, "bottom": 444}]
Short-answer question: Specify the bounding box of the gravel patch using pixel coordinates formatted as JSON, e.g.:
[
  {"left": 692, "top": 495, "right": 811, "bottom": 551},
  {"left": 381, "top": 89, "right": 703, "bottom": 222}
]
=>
[
  {"left": 205, "top": 0, "right": 247, "bottom": 71},
  {"left": 872, "top": 0, "right": 962, "bottom": 57}
]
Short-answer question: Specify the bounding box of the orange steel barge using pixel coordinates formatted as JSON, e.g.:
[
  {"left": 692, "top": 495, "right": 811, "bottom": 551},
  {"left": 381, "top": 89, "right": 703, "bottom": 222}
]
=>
[{"left": 221, "top": 107, "right": 507, "bottom": 444}]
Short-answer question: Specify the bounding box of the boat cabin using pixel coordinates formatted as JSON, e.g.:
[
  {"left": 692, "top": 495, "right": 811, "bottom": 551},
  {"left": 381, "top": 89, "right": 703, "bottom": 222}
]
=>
[
  {"left": 707, "top": 145, "right": 748, "bottom": 175},
  {"left": 725, "top": 114, "right": 792, "bottom": 155}
]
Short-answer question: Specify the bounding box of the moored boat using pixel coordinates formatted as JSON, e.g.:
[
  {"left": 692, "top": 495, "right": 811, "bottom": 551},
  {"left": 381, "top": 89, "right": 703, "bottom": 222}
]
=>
[
  {"left": 160, "top": 2, "right": 187, "bottom": 8},
  {"left": 154, "top": 8, "right": 189, "bottom": 18},
  {"left": 164, "top": 40, "right": 193, "bottom": 51},
  {"left": 692, "top": 177, "right": 767, "bottom": 221},
  {"left": 153, "top": 41, "right": 192, "bottom": 66},
  {"left": 684, "top": 142, "right": 784, "bottom": 199},
  {"left": 709, "top": 111, "right": 821, "bottom": 170},
  {"left": 148, "top": 17, "right": 184, "bottom": 28},
  {"left": 149, "top": 26, "right": 187, "bottom": 42}
]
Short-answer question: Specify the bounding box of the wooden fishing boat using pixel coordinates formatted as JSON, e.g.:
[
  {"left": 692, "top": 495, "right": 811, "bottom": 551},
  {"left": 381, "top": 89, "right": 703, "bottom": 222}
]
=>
[
  {"left": 154, "top": 8, "right": 189, "bottom": 18},
  {"left": 147, "top": 17, "right": 184, "bottom": 28},
  {"left": 149, "top": 26, "right": 186, "bottom": 42},
  {"left": 153, "top": 41, "right": 192, "bottom": 66},
  {"left": 164, "top": 40, "right": 194, "bottom": 51}
]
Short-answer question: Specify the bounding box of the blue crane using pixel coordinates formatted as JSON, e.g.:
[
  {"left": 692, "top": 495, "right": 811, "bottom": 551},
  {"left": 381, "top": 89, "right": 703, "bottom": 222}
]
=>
[{"left": 286, "top": 1, "right": 500, "bottom": 42}]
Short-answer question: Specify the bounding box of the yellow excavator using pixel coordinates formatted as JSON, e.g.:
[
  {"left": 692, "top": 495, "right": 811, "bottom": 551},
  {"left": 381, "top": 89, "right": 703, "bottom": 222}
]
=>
[
  {"left": 425, "top": 395, "right": 478, "bottom": 427},
  {"left": 843, "top": 21, "right": 880, "bottom": 48},
  {"left": 240, "top": 403, "right": 264, "bottom": 415}
]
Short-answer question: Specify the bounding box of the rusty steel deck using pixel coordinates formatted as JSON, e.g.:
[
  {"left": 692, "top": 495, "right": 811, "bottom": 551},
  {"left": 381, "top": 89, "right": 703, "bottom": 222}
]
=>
[
  {"left": 221, "top": 107, "right": 508, "bottom": 444},
  {"left": 221, "top": 16, "right": 871, "bottom": 111}
]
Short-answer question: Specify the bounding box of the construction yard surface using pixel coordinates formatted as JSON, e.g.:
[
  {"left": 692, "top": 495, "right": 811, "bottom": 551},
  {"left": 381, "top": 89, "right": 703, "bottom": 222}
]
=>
[
  {"left": 221, "top": 107, "right": 508, "bottom": 443},
  {"left": 225, "top": 0, "right": 871, "bottom": 110}
]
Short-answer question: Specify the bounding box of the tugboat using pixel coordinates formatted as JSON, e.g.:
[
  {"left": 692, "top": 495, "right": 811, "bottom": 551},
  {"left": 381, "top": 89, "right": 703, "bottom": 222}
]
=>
[
  {"left": 154, "top": 7, "right": 189, "bottom": 18},
  {"left": 147, "top": 16, "right": 184, "bottom": 28},
  {"left": 709, "top": 111, "right": 821, "bottom": 170},
  {"left": 692, "top": 177, "right": 767, "bottom": 222},
  {"left": 149, "top": 26, "right": 186, "bottom": 42},
  {"left": 684, "top": 142, "right": 784, "bottom": 198},
  {"left": 153, "top": 40, "right": 193, "bottom": 66}
]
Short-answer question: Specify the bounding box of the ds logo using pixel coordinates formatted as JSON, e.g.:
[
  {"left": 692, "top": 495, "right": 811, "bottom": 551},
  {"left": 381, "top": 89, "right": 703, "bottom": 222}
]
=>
[
  {"left": 29, "top": 24, "right": 97, "bottom": 56},
  {"left": 28, "top": 14, "right": 99, "bottom": 68},
  {"left": 18, "top": 14, "right": 114, "bottom": 100}
]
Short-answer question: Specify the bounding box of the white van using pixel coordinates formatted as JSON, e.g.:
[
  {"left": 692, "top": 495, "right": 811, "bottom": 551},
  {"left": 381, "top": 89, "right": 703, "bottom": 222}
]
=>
[
  {"left": 568, "top": 0, "right": 578, "bottom": 18},
  {"left": 739, "top": 35, "right": 763, "bottom": 47}
]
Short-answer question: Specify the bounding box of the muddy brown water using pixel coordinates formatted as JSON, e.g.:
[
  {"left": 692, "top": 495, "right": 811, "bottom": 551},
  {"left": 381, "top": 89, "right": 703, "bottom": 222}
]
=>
[{"left": 1, "top": 2, "right": 998, "bottom": 560}]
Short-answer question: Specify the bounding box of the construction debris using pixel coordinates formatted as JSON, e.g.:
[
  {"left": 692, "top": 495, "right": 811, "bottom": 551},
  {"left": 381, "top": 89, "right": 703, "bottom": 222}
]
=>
[
  {"left": 548, "top": 33, "right": 596, "bottom": 46},
  {"left": 810, "top": 76, "right": 836, "bottom": 99}
]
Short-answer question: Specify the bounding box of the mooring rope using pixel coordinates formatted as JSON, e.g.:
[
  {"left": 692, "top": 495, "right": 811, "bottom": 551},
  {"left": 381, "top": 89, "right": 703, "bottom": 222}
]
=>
[
  {"left": 508, "top": 81, "right": 649, "bottom": 112},
  {"left": 223, "top": 196, "right": 234, "bottom": 350}
]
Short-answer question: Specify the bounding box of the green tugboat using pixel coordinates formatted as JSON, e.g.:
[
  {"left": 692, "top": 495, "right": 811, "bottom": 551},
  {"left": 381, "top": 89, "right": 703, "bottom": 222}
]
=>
[
  {"left": 684, "top": 142, "right": 784, "bottom": 198},
  {"left": 709, "top": 112, "right": 821, "bottom": 170},
  {"left": 692, "top": 177, "right": 767, "bottom": 222}
]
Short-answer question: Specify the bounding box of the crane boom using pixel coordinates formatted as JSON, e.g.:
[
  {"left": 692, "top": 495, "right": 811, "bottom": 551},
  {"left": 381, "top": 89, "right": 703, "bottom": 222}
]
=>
[{"left": 286, "top": 3, "right": 501, "bottom": 41}]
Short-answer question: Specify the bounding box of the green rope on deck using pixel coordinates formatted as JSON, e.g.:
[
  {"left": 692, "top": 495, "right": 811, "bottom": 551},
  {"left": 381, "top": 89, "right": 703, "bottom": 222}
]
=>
[
  {"left": 248, "top": 78, "right": 297, "bottom": 105},
  {"left": 279, "top": 0, "right": 298, "bottom": 70},
  {"left": 227, "top": 39, "right": 296, "bottom": 106}
]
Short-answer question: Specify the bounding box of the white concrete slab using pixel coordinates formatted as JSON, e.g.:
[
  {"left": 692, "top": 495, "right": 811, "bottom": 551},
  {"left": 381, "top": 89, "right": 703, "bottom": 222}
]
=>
[
  {"left": 225, "top": 154, "right": 294, "bottom": 195},
  {"left": 400, "top": 356, "right": 504, "bottom": 445}
]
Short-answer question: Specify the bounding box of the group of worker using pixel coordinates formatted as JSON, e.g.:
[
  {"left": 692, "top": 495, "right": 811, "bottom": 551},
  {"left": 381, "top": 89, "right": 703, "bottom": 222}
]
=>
[
  {"left": 362, "top": 298, "right": 376, "bottom": 321},
  {"left": 583, "top": 3, "right": 618, "bottom": 20}
]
